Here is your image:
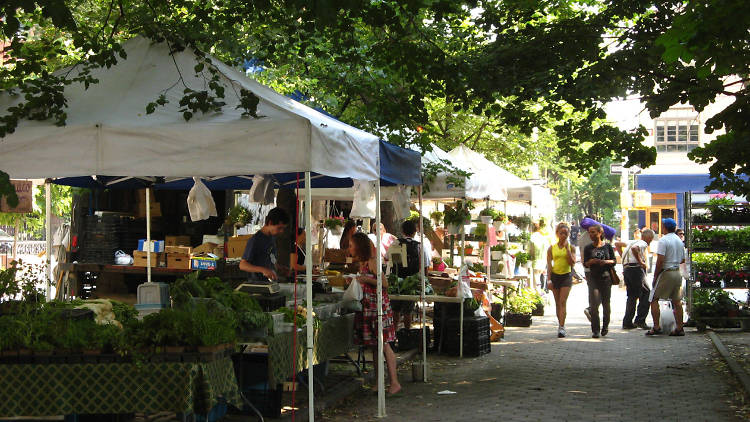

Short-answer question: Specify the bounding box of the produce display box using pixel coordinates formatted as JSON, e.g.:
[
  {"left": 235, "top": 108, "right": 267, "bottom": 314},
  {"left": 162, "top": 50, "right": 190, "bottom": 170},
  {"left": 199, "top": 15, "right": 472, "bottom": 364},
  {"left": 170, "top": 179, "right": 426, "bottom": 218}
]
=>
[
  {"left": 132, "top": 251, "right": 166, "bottom": 267},
  {"left": 165, "top": 235, "right": 191, "bottom": 247},
  {"left": 226, "top": 235, "right": 252, "bottom": 258},
  {"left": 138, "top": 239, "right": 165, "bottom": 252},
  {"left": 165, "top": 245, "right": 192, "bottom": 254},
  {"left": 167, "top": 253, "right": 192, "bottom": 270},
  {"left": 191, "top": 256, "right": 218, "bottom": 270},
  {"left": 443, "top": 335, "right": 491, "bottom": 357}
]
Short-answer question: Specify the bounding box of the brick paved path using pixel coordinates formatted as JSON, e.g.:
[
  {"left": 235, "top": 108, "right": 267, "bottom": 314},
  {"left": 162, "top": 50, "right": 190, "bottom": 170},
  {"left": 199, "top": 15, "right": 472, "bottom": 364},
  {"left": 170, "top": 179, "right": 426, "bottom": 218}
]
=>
[{"left": 323, "top": 283, "right": 743, "bottom": 421}]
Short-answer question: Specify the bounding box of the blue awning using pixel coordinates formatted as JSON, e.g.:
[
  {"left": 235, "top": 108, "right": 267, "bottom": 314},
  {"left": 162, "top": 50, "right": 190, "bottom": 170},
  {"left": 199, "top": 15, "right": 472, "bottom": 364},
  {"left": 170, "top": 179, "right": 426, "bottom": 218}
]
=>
[
  {"left": 53, "top": 141, "right": 421, "bottom": 190},
  {"left": 636, "top": 173, "right": 748, "bottom": 194}
]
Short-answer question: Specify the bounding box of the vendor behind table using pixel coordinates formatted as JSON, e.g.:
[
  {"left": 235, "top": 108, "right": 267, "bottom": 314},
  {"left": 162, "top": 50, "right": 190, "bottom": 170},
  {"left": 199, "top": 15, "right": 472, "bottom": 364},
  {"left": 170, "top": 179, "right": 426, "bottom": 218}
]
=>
[{"left": 239, "top": 207, "right": 289, "bottom": 282}]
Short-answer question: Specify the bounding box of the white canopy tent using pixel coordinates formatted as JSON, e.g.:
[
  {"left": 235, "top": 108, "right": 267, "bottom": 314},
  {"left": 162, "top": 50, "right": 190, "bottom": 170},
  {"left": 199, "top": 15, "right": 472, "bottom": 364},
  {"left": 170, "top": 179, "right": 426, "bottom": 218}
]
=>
[
  {"left": 422, "top": 144, "right": 508, "bottom": 201},
  {"left": 447, "top": 144, "right": 532, "bottom": 202},
  {"left": 0, "top": 36, "right": 410, "bottom": 419}
]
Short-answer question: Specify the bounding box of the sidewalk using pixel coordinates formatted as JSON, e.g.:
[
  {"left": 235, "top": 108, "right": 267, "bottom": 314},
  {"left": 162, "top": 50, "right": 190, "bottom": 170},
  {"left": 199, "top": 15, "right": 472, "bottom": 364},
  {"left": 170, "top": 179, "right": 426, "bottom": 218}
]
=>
[{"left": 323, "top": 282, "right": 744, "bottom": 421}]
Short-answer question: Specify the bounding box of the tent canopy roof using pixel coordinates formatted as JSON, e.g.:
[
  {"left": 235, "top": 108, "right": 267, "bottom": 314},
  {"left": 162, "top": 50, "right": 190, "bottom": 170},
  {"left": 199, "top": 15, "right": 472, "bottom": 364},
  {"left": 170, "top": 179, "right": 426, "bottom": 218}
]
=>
[
  {"left": 0, "top": 36, "right": 411, "bottom": 183},
  {"left": 421, "top": 144, "right": 507, "bottom": 201},
  {"left": 447, "top": 145, "right": 534, "bottom": 202}
]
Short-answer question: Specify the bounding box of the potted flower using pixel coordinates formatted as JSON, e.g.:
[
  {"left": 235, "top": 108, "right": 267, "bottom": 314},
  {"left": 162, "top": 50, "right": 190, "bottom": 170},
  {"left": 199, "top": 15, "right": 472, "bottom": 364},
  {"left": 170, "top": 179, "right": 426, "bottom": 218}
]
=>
[
  {"left": 226, "top": 205, "right": 253, "bottom": 229},
  {"left": 324, "top": 216, "right": 346, "bottom": 234},
  {"left": 493, "top": 211, "right": 508, "bottom": 229},
  {"left": 509, "top": 214, "right": 532, "bottom": 231},
  {"left": 430, "top": 210, "right": 444, "bottom": 226}
]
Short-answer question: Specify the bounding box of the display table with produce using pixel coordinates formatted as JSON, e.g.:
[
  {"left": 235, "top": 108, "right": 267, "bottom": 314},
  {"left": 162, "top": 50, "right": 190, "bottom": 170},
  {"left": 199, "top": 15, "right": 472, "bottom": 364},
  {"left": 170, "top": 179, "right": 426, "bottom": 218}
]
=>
[
  {"left": 264, "top": 313, "right": 355, "bottom": 386},
  {"left": 0, "top": 357, "right": 240, "bottom": 418}
]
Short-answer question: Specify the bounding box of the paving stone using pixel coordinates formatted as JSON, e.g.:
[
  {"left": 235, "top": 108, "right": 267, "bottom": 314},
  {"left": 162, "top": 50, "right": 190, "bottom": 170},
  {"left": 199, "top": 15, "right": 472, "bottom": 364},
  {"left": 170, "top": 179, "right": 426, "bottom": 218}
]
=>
[{"left": 323, "top": 283, "right": 745, "bottom": 421}]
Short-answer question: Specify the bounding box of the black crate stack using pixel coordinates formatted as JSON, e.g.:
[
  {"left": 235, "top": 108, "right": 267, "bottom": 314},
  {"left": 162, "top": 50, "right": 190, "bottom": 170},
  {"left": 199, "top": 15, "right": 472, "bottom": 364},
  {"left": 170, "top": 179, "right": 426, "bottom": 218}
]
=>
[
  {"left": 78, "top": 215, "right": 126, "bottom": 264},
  {"left": 441, "top": 315, "right": 491, "bottom": 357}
]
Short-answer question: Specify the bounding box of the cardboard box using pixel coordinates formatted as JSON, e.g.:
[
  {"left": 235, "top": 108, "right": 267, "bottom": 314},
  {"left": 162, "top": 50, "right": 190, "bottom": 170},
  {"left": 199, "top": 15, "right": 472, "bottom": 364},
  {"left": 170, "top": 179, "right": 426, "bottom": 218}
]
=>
[
  {"left": 226, "top": 235, "right": 252, "bottom": 258},
  {"left": 136, "top": 188, "right": 158, "bottom": 203},
  {"left": 324, "top": 248, "right": 348, "bottom": 263},
  {"left": 165, "top": 245, "right": 192, "bottom": 255},
  {"left": 135, "top": 201, "right": 161, "bottom": 218},
  {"left": 133, "top": 251, "right": 166, "bottom": 267},
  {"left": 191, "top": 256, "right": 218, "bottom": 270},
  {"left": 202, "top": 235, "right": 223, "bottom": 245},
  {"left": 167, "top": 253, "right": 192, "bottom": 270},
  {"left": 165, "top": 235, "right": 191, "bottom": 247},
  {"left": 193, "top": 242, "right": 219, "bottom": 255},
  {"left": 138, "top": 239, "right": 165, "bottom": 252}
]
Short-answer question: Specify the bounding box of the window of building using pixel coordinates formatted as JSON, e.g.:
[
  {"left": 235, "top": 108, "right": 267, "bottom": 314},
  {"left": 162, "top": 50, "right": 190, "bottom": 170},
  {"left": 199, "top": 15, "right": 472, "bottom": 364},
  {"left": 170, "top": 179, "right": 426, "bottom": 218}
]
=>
[{"left": 655, "top": 119, "right": 700, "bottom": 152}]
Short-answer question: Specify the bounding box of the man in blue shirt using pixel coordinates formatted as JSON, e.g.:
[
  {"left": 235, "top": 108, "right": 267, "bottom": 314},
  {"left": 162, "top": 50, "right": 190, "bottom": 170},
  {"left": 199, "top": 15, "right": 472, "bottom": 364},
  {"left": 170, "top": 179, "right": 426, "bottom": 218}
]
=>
[{"left": 239, "top": 207, "right": 289, "bottom": 281}]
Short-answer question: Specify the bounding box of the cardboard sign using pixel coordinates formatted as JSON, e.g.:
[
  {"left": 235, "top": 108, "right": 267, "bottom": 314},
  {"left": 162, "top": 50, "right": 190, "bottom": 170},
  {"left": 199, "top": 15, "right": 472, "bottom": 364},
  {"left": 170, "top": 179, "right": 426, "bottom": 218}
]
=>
[{"left": 0, "top": 180, "right": 33, "bottom": 213}]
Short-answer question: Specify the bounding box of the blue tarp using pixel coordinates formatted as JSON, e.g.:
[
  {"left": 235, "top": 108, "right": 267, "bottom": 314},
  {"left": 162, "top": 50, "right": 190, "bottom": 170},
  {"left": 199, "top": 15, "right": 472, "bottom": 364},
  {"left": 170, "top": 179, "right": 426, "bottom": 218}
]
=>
[
  {"left": 53, "top": 140, "right": 421, "bottom": 190},
  {"left": 636, "top": 173, "right": 749, "bottom": 194}
]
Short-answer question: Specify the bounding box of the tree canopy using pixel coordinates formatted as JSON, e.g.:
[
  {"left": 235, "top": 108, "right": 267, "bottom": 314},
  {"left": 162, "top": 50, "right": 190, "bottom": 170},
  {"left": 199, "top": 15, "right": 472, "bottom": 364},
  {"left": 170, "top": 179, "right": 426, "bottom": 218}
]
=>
[{"left": 1, "top": 0, "right": 747, "bottom": 197}]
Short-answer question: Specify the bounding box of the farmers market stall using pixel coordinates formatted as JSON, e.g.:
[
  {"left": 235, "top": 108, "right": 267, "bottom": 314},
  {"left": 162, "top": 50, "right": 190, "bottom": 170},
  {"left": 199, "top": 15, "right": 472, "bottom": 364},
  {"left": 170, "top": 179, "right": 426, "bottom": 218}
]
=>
[{"left": 0, "top": 35, "right": 421, "bottom": 419}]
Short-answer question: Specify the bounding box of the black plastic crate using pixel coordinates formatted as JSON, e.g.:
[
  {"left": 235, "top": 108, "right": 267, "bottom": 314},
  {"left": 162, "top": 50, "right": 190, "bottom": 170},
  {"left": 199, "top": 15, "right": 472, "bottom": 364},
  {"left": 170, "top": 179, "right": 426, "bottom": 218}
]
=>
[
  {"left": 251, "top": 293, "right": 286, "bottom": 312},
  {"left": 444, "top": 336, "right": 491, "bottom": 357},
  {"left": 396, "top": 328, "right": 431, "bottom": 351}
]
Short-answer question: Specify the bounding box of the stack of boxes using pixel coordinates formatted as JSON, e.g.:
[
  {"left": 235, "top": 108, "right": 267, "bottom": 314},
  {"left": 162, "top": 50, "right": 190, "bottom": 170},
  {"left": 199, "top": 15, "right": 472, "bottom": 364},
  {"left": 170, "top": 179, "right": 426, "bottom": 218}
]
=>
[
  {"left": 442, "top": 315, "right": 491, "bottom": 357},
  {"left": 133, "top": 239, "right": 165, "bottom": 267},
  {"left": 165, "top": 236, "right": 192, "bottom": 270},
  {"left": 135, "top": 188, "right": 161, "bottom": 218}
]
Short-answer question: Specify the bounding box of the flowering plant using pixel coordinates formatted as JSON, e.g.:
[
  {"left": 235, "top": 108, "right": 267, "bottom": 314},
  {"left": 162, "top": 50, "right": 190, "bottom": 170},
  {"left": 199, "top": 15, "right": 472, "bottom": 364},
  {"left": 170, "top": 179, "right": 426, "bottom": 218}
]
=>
[{"left": 324, "top": 216, "right": 346, "bottom": 229}]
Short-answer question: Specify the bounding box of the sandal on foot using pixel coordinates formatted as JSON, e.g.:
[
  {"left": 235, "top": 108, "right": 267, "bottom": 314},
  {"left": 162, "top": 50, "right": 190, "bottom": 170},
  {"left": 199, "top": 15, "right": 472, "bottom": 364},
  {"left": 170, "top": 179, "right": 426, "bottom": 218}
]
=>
[
  {"left": 645, "top": 328, "right": 663, "bottom": 336},
  {"left": 669, "top": 329, "right": 685, "bottom": 336}
]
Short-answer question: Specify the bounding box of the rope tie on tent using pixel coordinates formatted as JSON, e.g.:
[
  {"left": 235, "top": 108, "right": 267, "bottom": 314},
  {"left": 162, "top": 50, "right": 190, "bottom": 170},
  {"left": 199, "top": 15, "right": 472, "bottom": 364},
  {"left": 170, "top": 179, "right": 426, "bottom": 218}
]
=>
[{"left": 290, "top": 172, "right": 301, "bottom": 421}]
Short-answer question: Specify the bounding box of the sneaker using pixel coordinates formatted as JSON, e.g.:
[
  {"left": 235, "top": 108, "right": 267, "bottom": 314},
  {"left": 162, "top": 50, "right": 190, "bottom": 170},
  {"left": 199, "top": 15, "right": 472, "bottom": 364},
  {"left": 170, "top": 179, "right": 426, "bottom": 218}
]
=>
[
  {"left": 635, "top": 321, "right": 650, "bottom": 330},
  {"left": 584, "top": 308, "right": 591, "bottom": 322},
  {"left": 558, "top": 327, "right": 567, "bottom": 338},
  {"left": 622, "top": 324, "right": 637, "bottom": 330},
  {"left": 601, "top": 328, "right": 608, "bottom": 337},
  {"left": 592, "top": 332, "right": 600, "bottom": 338}
]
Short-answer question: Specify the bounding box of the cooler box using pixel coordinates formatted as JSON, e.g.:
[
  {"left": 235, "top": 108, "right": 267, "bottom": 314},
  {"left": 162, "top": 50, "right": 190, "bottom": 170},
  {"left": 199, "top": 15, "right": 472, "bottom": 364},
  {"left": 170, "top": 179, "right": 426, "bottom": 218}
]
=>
[{"left": 137, "top": 282, "right": 170, "bottom": 306}]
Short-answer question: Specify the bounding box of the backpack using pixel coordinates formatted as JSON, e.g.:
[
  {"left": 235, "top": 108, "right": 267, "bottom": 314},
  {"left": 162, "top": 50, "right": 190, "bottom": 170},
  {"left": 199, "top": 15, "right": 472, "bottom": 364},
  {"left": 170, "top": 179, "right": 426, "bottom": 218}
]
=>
[{"left": 395, "top": 237, "right": 422, "bottom": 278}]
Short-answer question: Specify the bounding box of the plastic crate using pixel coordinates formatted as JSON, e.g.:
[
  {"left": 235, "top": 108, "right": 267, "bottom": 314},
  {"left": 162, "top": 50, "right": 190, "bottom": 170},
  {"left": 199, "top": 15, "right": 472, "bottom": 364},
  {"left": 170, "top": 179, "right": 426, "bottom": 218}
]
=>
[
  {"left": 252, "top": 293, "right": 286, "bottom": 312},
  {"left": 396, "top": 328, "right": 431, "bottom": 351},
  {"left": 444, "top": 335, "right": 491, "bottom": 357},
  {"left": 231, "top": 353, "right": 282, "bottom": 418}
]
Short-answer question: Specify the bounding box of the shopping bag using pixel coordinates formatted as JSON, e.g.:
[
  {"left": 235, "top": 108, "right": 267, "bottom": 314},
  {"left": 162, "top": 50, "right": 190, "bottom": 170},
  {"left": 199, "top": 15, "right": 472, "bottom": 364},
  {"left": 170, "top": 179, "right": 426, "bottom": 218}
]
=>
[
  {"left": 187, "top": 177, "right": 218, "bottom": 221},
  {"left": 659, "top": 300, "right": 676, "bottom": 334},
  {"left": 342, "top": 276, "right": 363, "bottom": 311}
]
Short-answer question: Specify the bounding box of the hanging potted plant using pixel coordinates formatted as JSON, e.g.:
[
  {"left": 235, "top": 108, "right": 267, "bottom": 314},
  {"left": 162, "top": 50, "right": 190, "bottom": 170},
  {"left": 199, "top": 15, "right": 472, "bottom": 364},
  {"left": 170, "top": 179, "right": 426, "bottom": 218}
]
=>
[
  {"left": 479, "top": 208, "right": 497, "bottom": 224},
  {"left": 505, "top": 290, "right": 535, "bottom": 327},
  {"left": 443, "top": 201, "right": 473, "bottom": 235},
  {"left": 492, "top": 211, "right": 508, "bottom": 229},
  {"left": 430, "top": 210, "right": 444, "bottom": 227},
  {"left": 324, "top": 216, "right": 346, "bottom": 235}
]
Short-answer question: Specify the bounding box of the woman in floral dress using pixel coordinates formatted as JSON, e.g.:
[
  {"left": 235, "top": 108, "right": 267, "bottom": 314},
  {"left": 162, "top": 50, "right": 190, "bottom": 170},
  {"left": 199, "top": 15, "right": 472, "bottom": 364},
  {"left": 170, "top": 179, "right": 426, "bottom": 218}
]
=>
[{"left": 348, "top": 232, "right": 401, "bottom": 395}]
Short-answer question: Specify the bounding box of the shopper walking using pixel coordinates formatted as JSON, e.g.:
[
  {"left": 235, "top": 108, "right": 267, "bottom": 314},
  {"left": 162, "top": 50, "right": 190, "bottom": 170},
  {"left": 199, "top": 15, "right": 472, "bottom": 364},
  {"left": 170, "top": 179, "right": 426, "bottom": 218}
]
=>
[
  {"left": 583, "top": 224, "right": 617, "bottom": 338},
  {"left": 546, "top": 222, "right": 576, "bottom": 338},
  {"left": 646, "top": 218, "right": 686, "bottom": 337},
  {"left": 621, "top": 229, "right": 655, "bottom": 329}
]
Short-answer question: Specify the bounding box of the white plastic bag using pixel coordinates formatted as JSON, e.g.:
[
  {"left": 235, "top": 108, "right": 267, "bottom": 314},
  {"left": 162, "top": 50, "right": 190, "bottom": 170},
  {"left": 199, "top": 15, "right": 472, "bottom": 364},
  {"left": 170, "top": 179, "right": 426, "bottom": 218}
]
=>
[
  {"left": 350, "top": 180, "right": 376, "bottom": 218},
  {"left": 249, "top": 175, "right": 275, "bottom": 205},
  {"left": 187, "top": 177, "right": 218, "bottom": 221},
  {"left": 342, "top": 276, "right": 363, "bottom": 311},
  {"left": 659, "top": 300, "right": 676, "bottom": 334},
  {"left": 114, "top": 250, "right": 133, "bottom": 265},
  {"left": 391, "top": 184, "right": 412, "bottom": 221}
]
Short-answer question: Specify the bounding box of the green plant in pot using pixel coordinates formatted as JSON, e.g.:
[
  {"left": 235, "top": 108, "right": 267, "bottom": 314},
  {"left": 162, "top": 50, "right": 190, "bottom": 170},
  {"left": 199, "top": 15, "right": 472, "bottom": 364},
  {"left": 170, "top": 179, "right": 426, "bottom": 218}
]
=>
[
  {"left": 443, "top": 200, "right": 473, "bottom": 235},
  {"left": 515, "top": 251, "right": 530, "bottom": 268},
  {"left": 324, "top": 216, "right": 346, "bottom": 233},
  {"left": 479, "top": 208, "right": 499, "bottom": 224},
  {"left": 226, "top": 205, "right": 253, "bottom": 229},
  {"left": 430, "top": 210, "right": 444, "bottom": 226}
]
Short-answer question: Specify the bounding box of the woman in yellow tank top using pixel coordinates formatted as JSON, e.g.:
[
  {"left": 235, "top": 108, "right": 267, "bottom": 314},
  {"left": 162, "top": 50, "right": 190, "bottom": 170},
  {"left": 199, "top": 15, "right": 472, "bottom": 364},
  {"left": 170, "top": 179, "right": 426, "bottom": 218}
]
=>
[{"left": 546, "top": 222, "right": 576, "bottom": 338}]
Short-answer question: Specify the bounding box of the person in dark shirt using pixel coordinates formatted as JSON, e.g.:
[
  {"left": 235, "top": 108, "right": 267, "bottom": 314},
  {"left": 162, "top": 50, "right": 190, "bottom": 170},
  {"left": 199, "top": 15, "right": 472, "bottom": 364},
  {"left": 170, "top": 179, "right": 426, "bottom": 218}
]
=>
[
  {"left": 239, "top": 207, "right": 289, "bottom": 281},
  {"left": 289, "top": 228, "right": 306, "bottom": 275},
  {"left": 583, "top": 224, "right": 616, "bottom": 338}
]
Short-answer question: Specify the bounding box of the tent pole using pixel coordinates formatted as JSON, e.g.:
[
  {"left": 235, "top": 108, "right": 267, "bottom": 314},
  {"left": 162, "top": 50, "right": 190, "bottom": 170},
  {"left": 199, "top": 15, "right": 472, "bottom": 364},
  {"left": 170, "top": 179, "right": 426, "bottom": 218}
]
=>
[
  {"left": 305, "top": 172, "right": 315, "bottom": 422},
  {"left": 418, "top": 185, "right": 427, "bottom": 381},
  {"left": 460, "top": 226, "right": 465, "bottom": 358},
  {"left": 45, "top": 181, "right": 52, "bottom": 300},
  {"left": 146, "top": 186, "right": 151, "bottom": 283},
  {"left": 376, "top": 182, "right": 386, "bottom": 417}
]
